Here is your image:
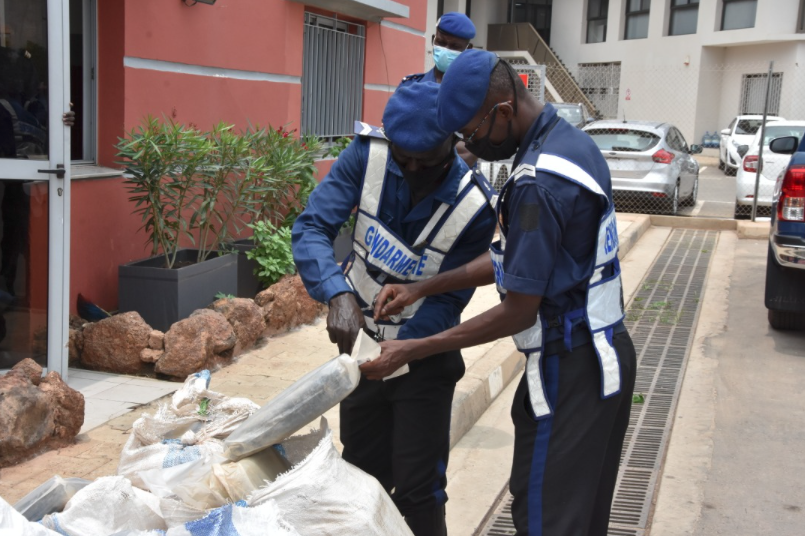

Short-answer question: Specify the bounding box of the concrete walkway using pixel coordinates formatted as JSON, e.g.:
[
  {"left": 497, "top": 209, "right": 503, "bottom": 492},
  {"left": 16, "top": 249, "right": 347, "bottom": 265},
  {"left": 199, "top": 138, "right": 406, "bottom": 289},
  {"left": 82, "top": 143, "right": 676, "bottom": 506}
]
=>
[{"left": 0, "top": 213, "right": 651, "bottom": 506}]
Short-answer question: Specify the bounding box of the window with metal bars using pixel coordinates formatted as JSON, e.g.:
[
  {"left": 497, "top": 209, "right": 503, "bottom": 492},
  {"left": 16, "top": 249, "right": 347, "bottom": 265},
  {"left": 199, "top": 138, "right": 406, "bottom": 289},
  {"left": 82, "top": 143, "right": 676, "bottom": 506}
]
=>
[
  {"left": 586, "top": 0, "right": 609, "bottom": 43},
  {"left": 301, "top": 13, "right": 365, "bottom": 140},
  {"left": 669, "top": 0, "right": 699, "bottom": 36},
  {"left": 740, "top": 73, "right": 782, "bottom": 115},
  {"left": 624, "top": 0, "right": 650, "bottom": 40},
  {"left": 721, "top": 0, "right": 757, "bottom": 31}
]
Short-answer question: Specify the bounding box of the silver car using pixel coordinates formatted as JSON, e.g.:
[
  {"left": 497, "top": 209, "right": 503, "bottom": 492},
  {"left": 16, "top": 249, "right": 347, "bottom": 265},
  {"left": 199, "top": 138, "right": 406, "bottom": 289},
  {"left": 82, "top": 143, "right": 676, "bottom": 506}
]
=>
[{"left": 583, "top": 121, "right": 703, "bottom": 215}]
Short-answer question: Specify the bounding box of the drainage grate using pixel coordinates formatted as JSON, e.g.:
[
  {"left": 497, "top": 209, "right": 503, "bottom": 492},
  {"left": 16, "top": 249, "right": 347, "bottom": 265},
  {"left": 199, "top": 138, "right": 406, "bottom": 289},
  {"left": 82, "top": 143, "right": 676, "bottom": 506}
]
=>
[{"left": 478, "top": 229, "right": 716, "bottom": 536}]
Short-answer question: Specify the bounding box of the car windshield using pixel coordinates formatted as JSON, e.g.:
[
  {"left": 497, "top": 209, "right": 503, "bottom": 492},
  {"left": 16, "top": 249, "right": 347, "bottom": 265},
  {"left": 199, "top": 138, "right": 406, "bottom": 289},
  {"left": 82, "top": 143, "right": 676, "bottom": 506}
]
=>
[
  {"left": 585, "top": 129, "right": 661, "bottom": 152},
  {"left": 556, "top": 106, "right": 583, "bottom": 124},
  {"left": 735, "top": 119, "right": 764, "bottom": 135},
  {"left": 762, "top": 125, "right": 805, "bottom": 146}
]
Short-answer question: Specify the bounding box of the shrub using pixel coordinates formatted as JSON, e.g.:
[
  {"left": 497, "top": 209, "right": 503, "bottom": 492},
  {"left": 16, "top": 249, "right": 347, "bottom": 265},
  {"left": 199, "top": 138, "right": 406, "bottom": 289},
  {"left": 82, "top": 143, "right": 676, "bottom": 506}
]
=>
[{"left": 245, "top": 220, "right": 296, "bottom": 287}]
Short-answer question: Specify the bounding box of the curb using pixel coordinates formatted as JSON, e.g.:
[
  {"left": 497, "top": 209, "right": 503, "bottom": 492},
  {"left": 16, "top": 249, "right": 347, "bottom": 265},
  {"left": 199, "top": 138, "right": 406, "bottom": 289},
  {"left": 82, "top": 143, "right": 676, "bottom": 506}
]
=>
[
  {"left": 736, "top": 220, "right": 770, "bottom": 240},
  {"left": 447, "top": 213, "right": 653, "bottom": 449}
]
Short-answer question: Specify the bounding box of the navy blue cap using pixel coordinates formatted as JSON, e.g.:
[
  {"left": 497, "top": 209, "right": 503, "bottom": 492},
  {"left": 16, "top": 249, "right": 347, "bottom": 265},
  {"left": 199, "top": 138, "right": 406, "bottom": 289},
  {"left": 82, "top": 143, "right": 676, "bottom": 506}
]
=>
[
  {"left": 383, "top": 82, "right": 449, "bottom": 153},
  {"left": 437, "top": 49, "right": 499, "bottom": 133},
  {"left": 437, "top": 12, "right": 476, "bottom": 40}
]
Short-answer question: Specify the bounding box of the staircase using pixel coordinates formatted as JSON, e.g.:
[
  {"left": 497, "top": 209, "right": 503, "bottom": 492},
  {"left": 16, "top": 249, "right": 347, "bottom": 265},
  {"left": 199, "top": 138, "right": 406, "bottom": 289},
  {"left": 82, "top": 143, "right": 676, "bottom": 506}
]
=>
[{"left": 487, "top": 23, "right": 598, "bottom": 118}]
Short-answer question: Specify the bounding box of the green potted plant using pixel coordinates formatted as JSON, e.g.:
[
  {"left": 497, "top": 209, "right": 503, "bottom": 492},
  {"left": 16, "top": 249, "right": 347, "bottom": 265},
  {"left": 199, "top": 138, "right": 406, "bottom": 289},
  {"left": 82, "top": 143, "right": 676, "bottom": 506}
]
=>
[
  {"left": 116, "top": 118, "right": 268, "bottom": 330},
  {"left": 231, "top": 125, "right": 322, "bottom": 298}
]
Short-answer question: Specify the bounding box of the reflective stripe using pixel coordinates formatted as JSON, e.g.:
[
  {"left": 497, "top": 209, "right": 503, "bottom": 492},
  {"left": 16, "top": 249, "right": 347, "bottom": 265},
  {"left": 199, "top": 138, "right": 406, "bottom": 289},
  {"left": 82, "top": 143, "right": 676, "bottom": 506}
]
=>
[
  {"left": 346, "top": 255, "right": 425, "bottom": 318},
  {"left": 596, "top": 207, "right": 619, "bottom": 266},
  {"left": 525, "top": 350, "right": 552, "bottom": 418},
  {"left": 587, "top": 274, "right": 624, "bottom": 332},
  {"left": 512, "top": 312, "right": 542, "bottom": 353},
  {"left": 511, "top": 163, "right": 536, "bottom": 182},
  {"left": 412, "top": 171, "right": 473, "bottom": 247},
  {"left": 593, "top": 330, "right": 621, "bottom": 397},
  {"left": 359, "top": 139, "right": 389, "bottom": 216},
  {"left": 535, "top": 154, "right": 606, "bottom": 197},
  {"left": 430, "top": 178, "right": 487, "bottom": 252}
]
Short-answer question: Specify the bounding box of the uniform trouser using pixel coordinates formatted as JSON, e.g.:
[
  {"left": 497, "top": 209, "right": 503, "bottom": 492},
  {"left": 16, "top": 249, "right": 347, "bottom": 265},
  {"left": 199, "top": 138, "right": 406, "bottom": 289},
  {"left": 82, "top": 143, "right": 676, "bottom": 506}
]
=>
[
  {"left": 510, "top": 331, "right": 637, "bottom": 536},
  {"left": 340, "top": 349, "right": 465, "bottom": 536}
]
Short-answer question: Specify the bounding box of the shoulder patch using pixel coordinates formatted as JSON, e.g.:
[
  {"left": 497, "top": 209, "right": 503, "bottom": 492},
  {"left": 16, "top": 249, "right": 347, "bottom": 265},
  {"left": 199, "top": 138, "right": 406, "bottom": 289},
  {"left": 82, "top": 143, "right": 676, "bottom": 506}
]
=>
[
  {"left": 354, "top": 121, "right": 388, "bottom": 140},
  {"left": 471, "top": 169, "right": 496, "bottom": 203},
  {"left": 400, "top": 73, "right": 425, "bottom": 84}
]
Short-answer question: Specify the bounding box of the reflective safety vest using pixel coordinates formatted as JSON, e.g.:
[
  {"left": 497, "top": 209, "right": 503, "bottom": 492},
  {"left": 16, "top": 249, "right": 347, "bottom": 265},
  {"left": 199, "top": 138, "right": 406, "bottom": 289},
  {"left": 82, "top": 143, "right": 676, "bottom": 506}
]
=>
[
  {"left": 345, "top": 138, "right": 492, "bottom": 340},
  {"left": 490, "top": 118, "right": 625, "bottom": 419}
]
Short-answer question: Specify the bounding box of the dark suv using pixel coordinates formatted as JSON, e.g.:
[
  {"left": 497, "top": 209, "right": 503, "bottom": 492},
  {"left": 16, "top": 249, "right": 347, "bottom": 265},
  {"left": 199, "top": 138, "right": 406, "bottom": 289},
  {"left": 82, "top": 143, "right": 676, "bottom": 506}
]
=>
[{"left": 765, "top": 135, "right": 805, "bottom": 330}]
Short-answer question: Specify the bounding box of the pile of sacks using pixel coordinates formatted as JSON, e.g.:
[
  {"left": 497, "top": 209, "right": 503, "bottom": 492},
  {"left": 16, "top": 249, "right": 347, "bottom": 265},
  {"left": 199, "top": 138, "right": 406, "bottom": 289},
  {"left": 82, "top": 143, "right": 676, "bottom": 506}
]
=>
[{"left": 1, "top": 336, "right": 412, "bottom": 536}]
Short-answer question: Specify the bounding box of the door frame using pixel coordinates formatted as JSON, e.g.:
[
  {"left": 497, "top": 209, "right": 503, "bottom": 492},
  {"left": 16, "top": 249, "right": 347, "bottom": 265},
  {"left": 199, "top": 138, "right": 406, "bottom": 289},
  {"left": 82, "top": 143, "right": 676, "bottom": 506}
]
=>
[{"left": 0, "top": 0, "right": 71, "bottom": 378}]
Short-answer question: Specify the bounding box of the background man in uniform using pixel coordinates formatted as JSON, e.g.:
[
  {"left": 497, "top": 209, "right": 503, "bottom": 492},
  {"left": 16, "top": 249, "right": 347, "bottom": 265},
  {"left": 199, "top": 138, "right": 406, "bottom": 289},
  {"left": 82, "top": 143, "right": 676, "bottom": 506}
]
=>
[
  {"left": 292, "top": 82, "right": 496, "bottom": 535},
  {"left": 367, "top": 50, "right": 638, "bottom": 536}
]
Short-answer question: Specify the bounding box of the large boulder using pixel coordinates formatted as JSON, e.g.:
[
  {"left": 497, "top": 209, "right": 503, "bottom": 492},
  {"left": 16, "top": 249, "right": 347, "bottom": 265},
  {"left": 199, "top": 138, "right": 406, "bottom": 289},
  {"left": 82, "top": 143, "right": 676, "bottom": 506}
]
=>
[
  {"left": 68, "top": 328, "right": 84, "bottom": 368},
  {"left": 156, "top": 310, "right": 235, "bottom": 380},
  {"left": 255, "top": 275, "right": 326, "bottom": 337},
  {"left": 210, "top": 297, "right": 267, "bottom": 355},
  {"left": 0, "top": 359, "right": 84, "bottom": 468},
  {"left": 81, "top": 312, "right": 152, "bottom": 374}
]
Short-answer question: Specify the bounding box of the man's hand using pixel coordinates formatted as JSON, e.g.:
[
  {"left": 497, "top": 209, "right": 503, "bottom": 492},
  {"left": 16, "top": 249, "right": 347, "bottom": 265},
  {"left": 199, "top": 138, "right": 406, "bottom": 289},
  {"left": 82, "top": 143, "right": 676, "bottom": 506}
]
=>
[
  {"left": 62, "top": 109, "right": 75, "bottom": 127},
  {"left": 327, "top": 293, "right": 365, "bottom": 354},
  {"left": 373, "top": 283, "right": 422, "bottom": 321},
  {"left": 360, "top": 339, "right": 420, "bottom": 380}
]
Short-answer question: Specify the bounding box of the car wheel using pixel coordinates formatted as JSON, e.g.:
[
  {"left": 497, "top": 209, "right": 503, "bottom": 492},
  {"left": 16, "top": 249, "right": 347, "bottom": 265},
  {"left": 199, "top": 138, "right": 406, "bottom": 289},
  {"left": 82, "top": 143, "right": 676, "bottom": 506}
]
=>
[
  {"left": 683, "top": 174, "right": 698, "bottom": 207},
  {"left": 665, "top": 182, "right": 679, "bottom": 215},
  {"left": 768, "top": 309, "right": 805, "bottom": 330},
  {"left": 718, "top": 157, "right": 725, "bottom": 171},
  {"left": 725, "top": 164, "right": 737, "bottom": 176}
]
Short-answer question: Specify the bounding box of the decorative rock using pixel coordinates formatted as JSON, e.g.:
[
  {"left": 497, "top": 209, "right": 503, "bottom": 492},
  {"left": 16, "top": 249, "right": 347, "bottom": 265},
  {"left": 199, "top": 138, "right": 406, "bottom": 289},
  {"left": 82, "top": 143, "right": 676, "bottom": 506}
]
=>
[
  {"left": 140, "top": 348, "right": 164, "bottom": 363},
  {"left": 68, "top": 329, "right": 84, "bottom": 368},
  {"left": 81, "top": 312, "right": 152, "bottom": 375},
  {"left": 6, "top": 358, "right": 43, "bottom": 386},
  {"left": 256, "top": 275, "right": 326, "bottom": 337},
  {"left": 210, "top": 297, "right": 267, "bottom": 355},
  {"left": 148, "top": 330, "right": 165, "bottom": 350},
  {"left": 69, "top": 314, "right": 87, "bottom": 330},
  {"left": 189, "top": 309, "right": 237, "bottom": 354},
  {"left": 156, "top": 311, "right": 235, "bottom": 380},
  {"left": 0, "top": 360, "right": 84, "bottom": 468}
]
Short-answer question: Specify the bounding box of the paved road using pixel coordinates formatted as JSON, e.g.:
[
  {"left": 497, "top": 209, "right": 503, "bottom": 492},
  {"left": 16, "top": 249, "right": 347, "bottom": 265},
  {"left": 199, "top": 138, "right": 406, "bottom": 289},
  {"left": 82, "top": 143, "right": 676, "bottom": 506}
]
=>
[
  {"left": 680, "top": 154, "right": 738, "bottom": 219},
  {"left": 653, "top": 236, "right": 805, "bottom": 535}
]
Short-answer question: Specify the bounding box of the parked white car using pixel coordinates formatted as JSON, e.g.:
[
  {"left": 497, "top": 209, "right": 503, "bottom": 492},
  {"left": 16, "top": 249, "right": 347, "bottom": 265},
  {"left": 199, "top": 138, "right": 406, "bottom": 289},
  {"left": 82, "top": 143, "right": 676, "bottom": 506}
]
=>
[
  {"left": 735, "top": 121, "right": 805, "bottom": 218},
  {"left": 720, "top": 115, "right": 784, "bottom": 175}
]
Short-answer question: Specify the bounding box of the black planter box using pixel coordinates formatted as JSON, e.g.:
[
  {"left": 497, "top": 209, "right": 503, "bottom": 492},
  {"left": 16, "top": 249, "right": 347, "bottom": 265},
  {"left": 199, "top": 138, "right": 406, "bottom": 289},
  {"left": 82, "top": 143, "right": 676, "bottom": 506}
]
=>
[
  {"left": 119, "top": 249, "right": 237, "bottom": 332},
  {"left": 232, "top": 238, "right": 263, "bottom": 299}
]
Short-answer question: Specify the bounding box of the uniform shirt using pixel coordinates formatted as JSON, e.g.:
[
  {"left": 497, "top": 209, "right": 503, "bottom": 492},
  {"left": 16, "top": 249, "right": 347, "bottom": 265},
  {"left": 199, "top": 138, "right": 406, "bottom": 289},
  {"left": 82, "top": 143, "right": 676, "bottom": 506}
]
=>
[
  {"left": 499, "top": 103, "right": 624, "bottom": 341},
  {"left": 399, "top": 68, "right": 438, "bottom": 86},
  {"left": 293, "top": 135, "right": 496, "bottom": 341}
]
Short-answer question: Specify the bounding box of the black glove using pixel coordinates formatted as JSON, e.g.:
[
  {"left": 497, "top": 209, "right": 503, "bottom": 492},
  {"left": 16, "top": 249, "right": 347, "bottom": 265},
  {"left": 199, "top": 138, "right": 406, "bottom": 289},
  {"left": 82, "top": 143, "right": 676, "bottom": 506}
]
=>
[{"left": 327, "top": 292, "right": 365, "bottom": 355}]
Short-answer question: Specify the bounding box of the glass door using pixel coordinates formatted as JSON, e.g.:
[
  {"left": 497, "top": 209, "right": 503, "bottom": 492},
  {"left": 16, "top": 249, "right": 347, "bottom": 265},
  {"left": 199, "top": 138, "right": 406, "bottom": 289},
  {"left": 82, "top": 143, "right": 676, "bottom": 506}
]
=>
[{"left": 0, "top": 0, "right": 70, "bottom": 377}]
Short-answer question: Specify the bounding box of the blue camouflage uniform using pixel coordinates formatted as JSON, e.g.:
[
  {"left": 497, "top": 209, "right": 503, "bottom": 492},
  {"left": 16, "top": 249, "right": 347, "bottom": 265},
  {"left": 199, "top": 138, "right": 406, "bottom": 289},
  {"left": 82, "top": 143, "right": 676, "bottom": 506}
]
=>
[
  {"left": 292, "top": 82, "right": 496, "bottom": 536},
  {"left": 436, "top": 49, "right": 637, "bottom": 536}
]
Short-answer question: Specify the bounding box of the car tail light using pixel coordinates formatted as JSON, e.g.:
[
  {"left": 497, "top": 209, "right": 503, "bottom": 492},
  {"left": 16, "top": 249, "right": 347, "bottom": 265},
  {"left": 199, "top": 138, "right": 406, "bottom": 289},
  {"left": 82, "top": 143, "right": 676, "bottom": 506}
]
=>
[
  {"left": 652, "top": 149, "right": 674, "bottom": 164},
  {"left": 743, "top": 155, "right": 758, "bottom": 172},
  {"left": 778, "top": 165, "right": 805, "bottom": 222}
]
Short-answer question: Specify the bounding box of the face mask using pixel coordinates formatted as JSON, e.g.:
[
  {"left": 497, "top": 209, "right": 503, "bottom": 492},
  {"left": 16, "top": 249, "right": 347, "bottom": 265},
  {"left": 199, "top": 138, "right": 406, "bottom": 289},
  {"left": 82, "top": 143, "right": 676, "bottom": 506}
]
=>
[
  {"left": 433, "top": 45, "right": 461, "bottom": 73},
  {"left": 396, "top": 153, "right": 454, "bottom": 194},
  {"left": 465, "top": 109, "right": 519, "bottom": 162}
]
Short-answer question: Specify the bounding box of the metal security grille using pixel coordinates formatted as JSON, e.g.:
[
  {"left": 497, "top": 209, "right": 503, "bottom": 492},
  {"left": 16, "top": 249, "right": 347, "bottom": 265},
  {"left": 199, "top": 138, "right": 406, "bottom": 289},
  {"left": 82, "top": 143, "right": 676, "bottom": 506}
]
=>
[
  {"left": 501, "top": 58, "right": 547, "bottom": 103},
  {"left": 740, "top": 72, "right": 782, "bottom": 115},
  {"left": 578, "top": 62, "right": 621, "bottom": 119},
  {"left": 480, "top": 229, "right": 717, "bottom": 536},
  {"left": 302, "top": 13, "right": 365, "bottom": 139}
]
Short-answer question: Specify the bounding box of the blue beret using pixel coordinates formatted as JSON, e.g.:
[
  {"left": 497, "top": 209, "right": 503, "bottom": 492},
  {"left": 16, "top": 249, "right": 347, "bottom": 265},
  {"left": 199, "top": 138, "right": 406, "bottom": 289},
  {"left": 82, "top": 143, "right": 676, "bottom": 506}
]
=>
[
  {"left": 437, "top": 12, "right": 476, "bottom": 40},
  {"left": 437, "top": 49, "right": 499, "bottom": 133},
  {"left": 382, "top": 82, "right": 449, "bottom": 153}
]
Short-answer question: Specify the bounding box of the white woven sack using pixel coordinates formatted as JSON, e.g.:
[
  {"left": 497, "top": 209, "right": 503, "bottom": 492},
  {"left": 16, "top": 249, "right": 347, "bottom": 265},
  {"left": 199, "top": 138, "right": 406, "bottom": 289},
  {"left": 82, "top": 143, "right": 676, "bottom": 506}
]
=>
[
  {"left": 119, "top": 370, "right": 258, "bottom": 489},
  {"left": 39, "top": 476, "right": 166, "bottom": 535},
  {"left": 0, "top": 495, "right": 60, "bottom": 536},
  {"left": 247, "top": 418, "right": 413, "bottom": 536},
  {"left": 164, "top": 499, "right": 299, "bottom": 536}
]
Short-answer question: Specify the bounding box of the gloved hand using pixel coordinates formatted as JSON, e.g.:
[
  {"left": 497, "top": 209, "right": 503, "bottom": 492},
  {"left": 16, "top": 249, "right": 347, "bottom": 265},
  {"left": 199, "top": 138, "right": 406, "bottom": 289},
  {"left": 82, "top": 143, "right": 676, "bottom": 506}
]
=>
[{"left": 327, "top": 292, "right": 365, "bottom": 354}]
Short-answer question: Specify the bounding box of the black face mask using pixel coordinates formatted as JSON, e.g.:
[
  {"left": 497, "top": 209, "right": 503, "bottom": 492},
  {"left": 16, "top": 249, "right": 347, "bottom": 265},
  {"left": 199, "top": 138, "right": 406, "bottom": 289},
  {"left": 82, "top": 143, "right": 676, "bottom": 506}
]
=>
[
  {"left": 396, "top": 152, "right": 454, "bottom": 194},
  {"left": 465, "top": 108, "right": 519, "bottom": 162}
]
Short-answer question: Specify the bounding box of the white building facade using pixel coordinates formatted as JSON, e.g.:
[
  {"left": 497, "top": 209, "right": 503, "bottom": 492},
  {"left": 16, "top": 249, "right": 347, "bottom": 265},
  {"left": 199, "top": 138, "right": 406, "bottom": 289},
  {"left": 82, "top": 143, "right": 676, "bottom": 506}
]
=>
[{"left": 427, "top": 0, "right": 805, "bottom": 144}]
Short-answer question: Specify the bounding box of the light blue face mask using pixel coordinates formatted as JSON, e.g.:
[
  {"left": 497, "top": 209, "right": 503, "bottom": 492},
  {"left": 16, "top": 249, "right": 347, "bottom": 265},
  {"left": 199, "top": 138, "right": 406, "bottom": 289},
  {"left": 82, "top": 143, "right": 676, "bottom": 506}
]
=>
[{"left": 433, "top": 45, "right": 461, "bottom": 73}]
